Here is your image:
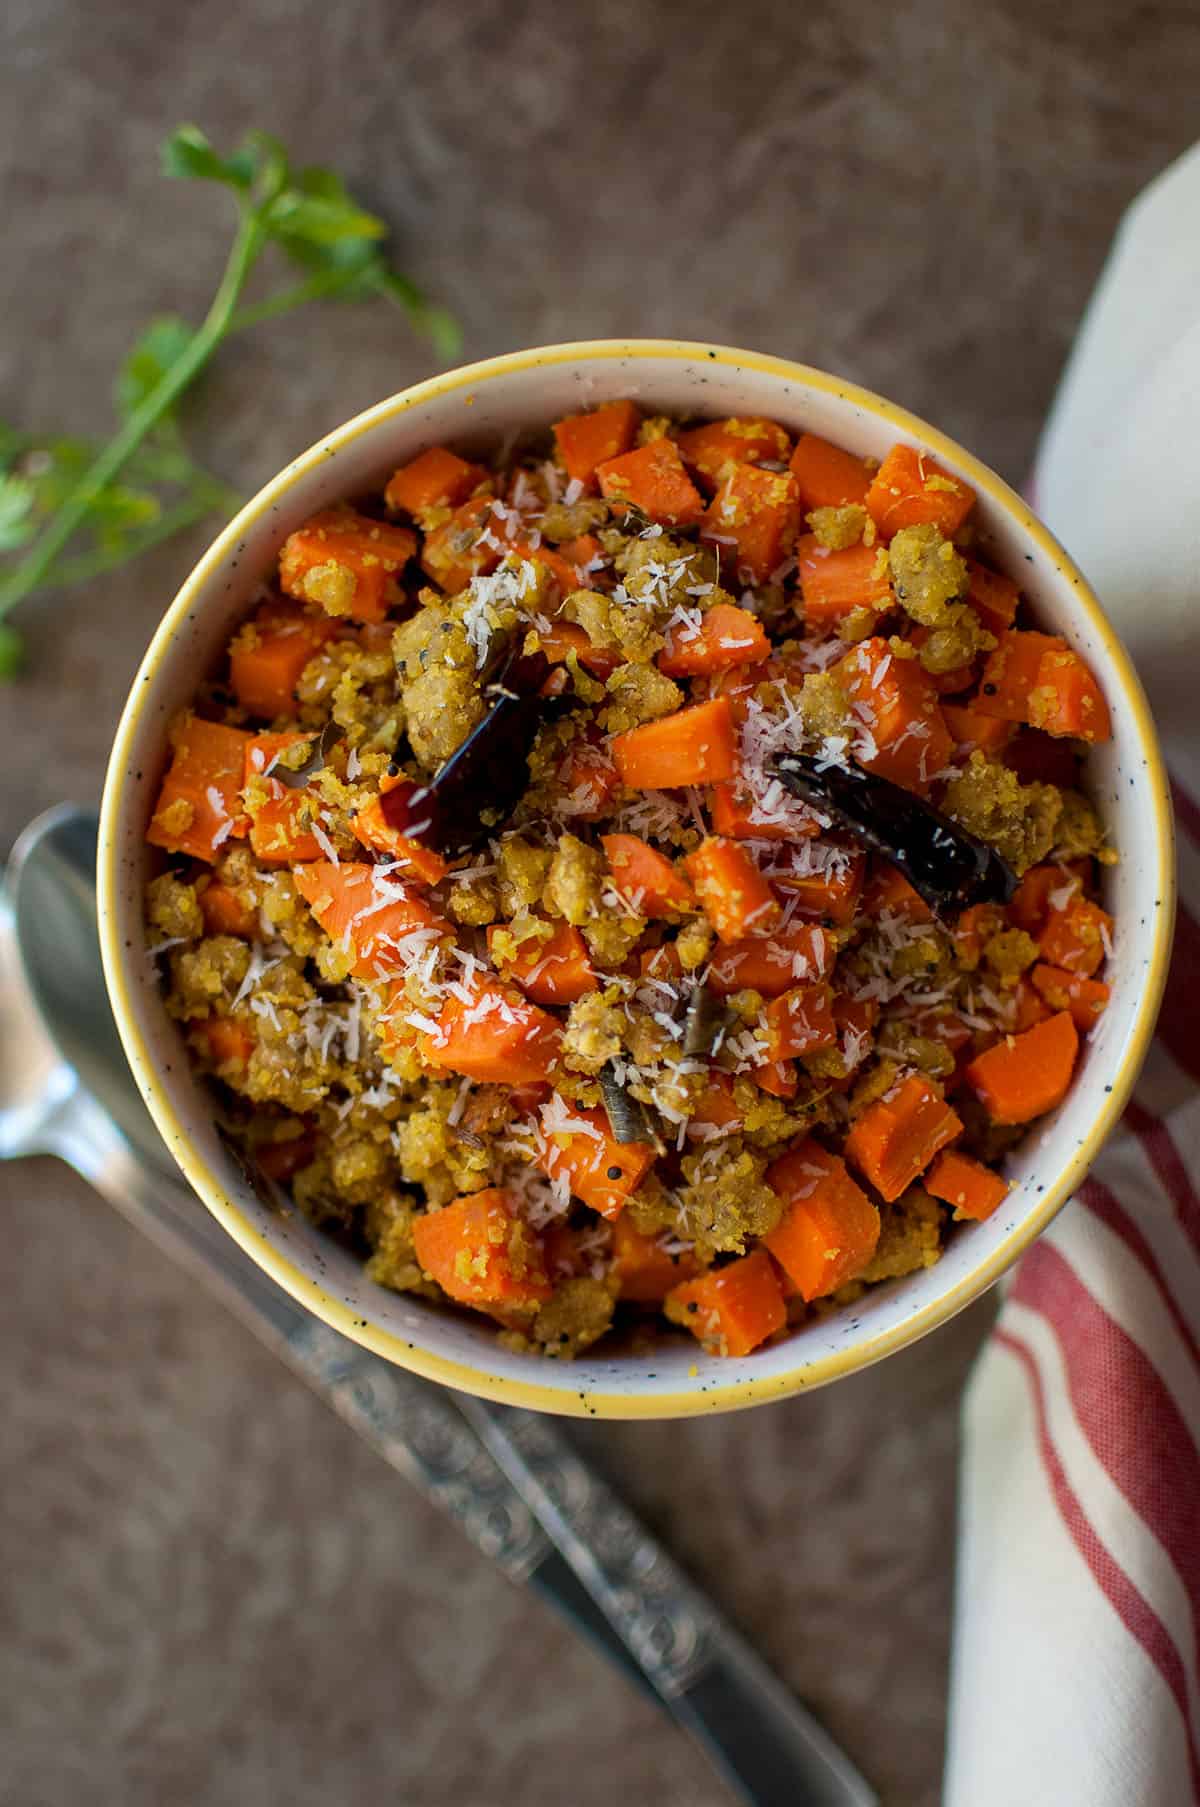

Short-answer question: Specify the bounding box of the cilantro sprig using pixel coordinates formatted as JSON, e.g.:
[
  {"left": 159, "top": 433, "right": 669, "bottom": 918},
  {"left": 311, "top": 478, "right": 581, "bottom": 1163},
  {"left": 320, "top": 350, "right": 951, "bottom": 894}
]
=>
[{"left": 0, "top": 126, "right": 458, "bottom": 678}]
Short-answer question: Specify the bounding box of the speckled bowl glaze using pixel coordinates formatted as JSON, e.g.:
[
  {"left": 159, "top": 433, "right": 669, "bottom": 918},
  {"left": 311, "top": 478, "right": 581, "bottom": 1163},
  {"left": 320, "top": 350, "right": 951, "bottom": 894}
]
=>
[{"left": 99, "top": 341, "right": 1174, "bottom": 1418}]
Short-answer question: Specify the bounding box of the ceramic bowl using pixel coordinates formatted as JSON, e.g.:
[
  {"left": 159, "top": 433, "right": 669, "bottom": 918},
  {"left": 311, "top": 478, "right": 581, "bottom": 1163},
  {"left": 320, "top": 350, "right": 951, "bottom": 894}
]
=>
[{"left": 98, "top": 340, "right": 1175, "bottom": 1417}]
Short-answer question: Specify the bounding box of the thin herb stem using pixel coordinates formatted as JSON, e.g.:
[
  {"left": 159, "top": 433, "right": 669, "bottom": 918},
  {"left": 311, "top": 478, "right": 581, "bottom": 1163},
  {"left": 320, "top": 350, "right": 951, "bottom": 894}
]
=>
[
  {"left": 227, "top": 267, "right": 359, "bottom": 333},
  {"left": 0, "top": 206, "right": 263, "bottom": 621},
  {"left": 41, "top": 493, "right": 226, "bottom": 589}
]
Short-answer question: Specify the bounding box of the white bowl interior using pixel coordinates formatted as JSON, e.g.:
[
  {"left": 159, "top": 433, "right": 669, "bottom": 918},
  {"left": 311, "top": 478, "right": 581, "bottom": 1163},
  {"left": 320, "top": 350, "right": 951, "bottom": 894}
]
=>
[{"left": 101, "top": 346, "right": 1169, "bottom": 1413}]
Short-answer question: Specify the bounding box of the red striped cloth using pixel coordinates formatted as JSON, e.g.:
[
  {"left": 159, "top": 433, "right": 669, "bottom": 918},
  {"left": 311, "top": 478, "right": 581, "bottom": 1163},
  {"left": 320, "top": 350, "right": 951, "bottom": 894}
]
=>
[{"left": 946, "top": 146, "right": 1200, "bottom": 1803}]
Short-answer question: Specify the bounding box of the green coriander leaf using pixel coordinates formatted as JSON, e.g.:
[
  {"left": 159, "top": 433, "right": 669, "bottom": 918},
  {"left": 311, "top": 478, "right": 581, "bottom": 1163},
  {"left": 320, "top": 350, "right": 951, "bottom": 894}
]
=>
[
  {"left": 372, "top": 268, "right": 462, "bottom": 358},
  {"left": 0, "top": 474, "right": 36, "bottom": 551},
  {"left": 116, "top": 314, "right": 195, "bottom": 419},
  {"left": 240, "top": 129, "right": 291, "bottom": 204},
  {"left": 161, "top": 124, "right": 250, "bottom": 189},
  {"left": 0, "top": 621, "right": 24, "bottom": 679},
  {"left": 265, "top": 188, "right": 387, "bottom": 248}
]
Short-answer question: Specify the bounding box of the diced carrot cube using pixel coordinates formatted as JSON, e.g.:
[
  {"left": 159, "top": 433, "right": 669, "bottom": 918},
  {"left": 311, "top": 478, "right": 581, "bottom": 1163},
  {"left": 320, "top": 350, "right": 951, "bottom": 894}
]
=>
[
  {"left": 707, "top": 925, "right": 834, "bottom": 998},
  {"left": 414, "top": 978, "right": 562, "bottom": 1085},
  {"left": 1008, "top": 861, "right": 1089, "bottom": 933},
  {"left": 752, "top": 1059, "right": 799, "bottom": 1098},
  {"left": 293, "top": 861, "right": 448, "bottom": 980},
  {"left": 676, "top": 417, "right": 792, "bottom": 494},
  {"left": 534, "top": 619, "right": 623, "bottom": 679},
  {"left": 788, "top": 433, "right": 873, "bottom": 511},
  {"left": 384, "top": 446, "right": 485, "bottom": 518},
  {"left": 279, "top": 508, "right": 416, "bottom": 623},
  {"left": 941, "top": 701, "right": 1013, "bottom": 756},
  {"left": 658, "top": 602, "right": 770, "bottom": 678},
  {"left": 596, "top": 438, "right": 705, "bottom": 527},
  {"left": 228, "top": 600, "right": 339, "bottom": 719},
  {"left": 771, "top": 851, "right": 865, "bottom": 925},
  {"left": 700, "top": 464, "right": 802, "bottom": 584},
  {"left": 147, "top": 715, "right": 251, "bottom": 863},
  {"left": 556, "top": 730, "right": 621, "bottom": 820},
  {"left": 420, "top": 494, "right": 505, "bottom": 593},
  {"left": 611, "top": 697, "right": 737, "bottom": 789},
  {"left": 191, "top": 1015, "right": 256, "bottom": 1071},
  {"left": 602, "top": 833, "right": 695, "bottom": 917},
  {"left": 535, "top": 1103, "right": 656, "bottom": 1220},
  {"left": 350, "top": 784, "right": 450, "bottom": 887},
  {"left": 1038, "top": 897, "right": 1113, "bottom": 977},
  {"left": 553, "top": 400, "right": 640, "bottom": 488},
  {"left": 964, "top": 1012, "right": 1078, "bottom": 1125},
  {"left": 762, "top": 982, "right": 837, "bottom": 1061},
  {"left": 865, "top": 444, "right": 976, "bottom": 540},
  {"left": 764, "top": 1139, "right": 881, "bottom": 1300},
  {"left": 412, "top": 1190, "right": 552, "bottom": 1309},
  {"left": 1028, "top": 646, "right": 1112, "bottom": 743},
  {"left": 964, "top": 558, "right": 1019, "bottom": 635},
  {"left": 243, "top": 731, "right": 324, "bottom": 865},
  {"left": 840, "top": 638, "right": 953, "bottom": 792},
  {"left": 685, "top": 836, "right": 781, "bottom": 941},
  {"left": 974, "top": 630, "right": 1065, "bottom": 723},
  {"left": 924, "top": 1149, "right": 1009, "bottom": 1222},
  {"left": 796, "top": 535, "right": 892, "bottom": 629},
  {"left": 611, "top": 1216, "right": 701, "bottom": 1302},
  {"left": 487, "top": 921, "right": 598, "bottom": 1006},
  {"left": 862, "top": 861, "right": 933, "bottom": 923},
  {"left": 198, "top": 880, "right": 257, "bottom": 939},
  {"left": 1029, "top": 962, "right": 1111, "bottom": 1031},
  {"left": 665, "top": 1249, "right": 786, "bottom": 1356},
  {"left": 844, "top": 1072, "right": 963, "bottom": 1202}
]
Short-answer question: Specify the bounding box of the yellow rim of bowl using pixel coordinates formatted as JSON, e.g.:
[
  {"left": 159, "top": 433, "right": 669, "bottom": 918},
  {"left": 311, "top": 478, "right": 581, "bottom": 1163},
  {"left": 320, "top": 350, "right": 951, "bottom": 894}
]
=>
[{"left": 99, "top": 339, "right": 1176, "bottom": 1418}]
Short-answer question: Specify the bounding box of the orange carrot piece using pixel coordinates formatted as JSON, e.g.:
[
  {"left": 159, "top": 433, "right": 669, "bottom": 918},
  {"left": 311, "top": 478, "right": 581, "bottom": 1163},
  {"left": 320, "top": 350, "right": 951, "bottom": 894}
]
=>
[
  {"left": 293, "top": 860, "right": 448, "bottom": 980},
  {"left": 191, "top": 1015, "right": 256, "bottom": 1071},
  {"left": 688, "top": 1071, "right": 745, "bottom": 1134},
  {"left": 752, "top": 1059, "right": 799, "bottom": 1099},
  {"left": 685, "top": 836, "right": 781, "bottom": 941},
  {"left": 243, "top": 731, "right": 324, "bottom": 865},
  {"left": 941, "top": 701, "right": 1013, "bottom": 756},
  {"left": 865, "top": 444, "right": 976, "bottom": 540},
  {"left": 973, "top": 630, "right": 1065, "bottom": 723},
  {"left": 924, "top": 1149, "right": 1009, "bottom": 1222},
  {"left": 764, "top": 1139, "right": 881, "bottom": 1300},
  {"left": 700, "top": 464, "right": 802, "bottom": 584},
  {"left": 844, "top": 1073, "right": 963, "bottom": 1202},
  {"left": 278, "top": 508, "right": 416, "bottom": 623},
  {"left": 611, "top": 1216, "right": 701, "bottom": 1302},
  {"left": 788, "top": 433, "right": 873, "bottom": 511},
  {"left": 556, "top": 730, "right": 621, "bottom": 820},
  {"left": 419, "top": 494, "right": 504, "bottom": 593},
  {"left": 1028, "top": 645, "right": 1112, "bottom": 743},
  {"left": 198, "top": 880, "right": 257, "bottom": 939},
  {"left": 384, "top": 446, "right": 485, "bottom": 517},
  {"left": 596, "top": 438, "right": 705, "bottom": 527},
  {"left": 487, "top": 921, "right": 598, "bottom": 1006},
  {"left": 1030, "top": 962, "right": 1111, "bottom": 1031},
  {"left": 1038, "top": 897, "right": 1113, "bottom": 977},
  {"left": 708, "top": 766, "right": 822, "bottom": 842},
  {"left": 1008, "top": 861, "right": 1089, "bottom": 933},
  {"left": 536, "top": 1103, "right": 656, "bottom": 1220},
  {"left": 658, "top": 602, "right": 770, "bottom": 678},
  {"left": 228, "top": 600, "right": 339, "bottom": 719},
  {"left": 762, "top": 982, "right": 837, "bottom": 1061},
  {"left": 707, "top": 925, "right": 834, "bottom": 998},
  {"left": 611, "top": 696, "right": 737, "bottom": 789},
  {"left": 412, "top": 1190, "right": 552, "bottom": 1309},
  {"left": 862, "top": 861, "right": 934, "bottom": 923},
  {"left": 534, "top": 619, "right": 623, "bottom": 679},
  {"left": 796, "top": 535, "right": 892, "bottom": 629},
  {"left": 553, "top": 400, "right": 640, "bottom": 488},
  {"left": 772, "top": 851, "right": 866, "bottom": 925},
  {"left": 415, "top": 978, "right": 562, "bottom": 1085},
  {"left": 639, "top": 940, "right": 685, "bottom": 983},
  {"left": 676, "top": 417, "right": 792, "bottom": 494},
  {"left": 840, "top": 638, "right": 953, "bottom": 792},
  {"left": 951, "top": 901, "right": 1006, "bottom": 967},
  {"left": 601, "top": 833, "right": 695, "bottom": 917},
  {"left": 965, "top": 1011, "right": 1079, "bottom": 1125},
  {"left": 1012, "top": 977, "right": 1054, "bottom": 1032},
  {"left": 147, "top": 715, "right": 251, "bottom": 863},
  {"left": 665, "top": 1249, "right": 785, "bottom": 1357},
  {"left": 350, "top": 788, "right": 450, "bottom": 887},
  {"left": 965, "top": 558, "right": 1020, "bottom": 635}
]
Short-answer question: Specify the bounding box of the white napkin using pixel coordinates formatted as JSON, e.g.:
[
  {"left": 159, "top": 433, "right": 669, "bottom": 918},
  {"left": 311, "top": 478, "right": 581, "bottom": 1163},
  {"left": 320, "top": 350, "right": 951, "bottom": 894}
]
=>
[{"left": 945, "top": 146, "right": 1200, "bottom": 1804}]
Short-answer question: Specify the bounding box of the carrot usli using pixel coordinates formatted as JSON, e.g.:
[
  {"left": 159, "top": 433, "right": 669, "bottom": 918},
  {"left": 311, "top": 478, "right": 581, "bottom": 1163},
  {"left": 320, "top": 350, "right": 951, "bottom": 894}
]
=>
[
  {"left": 788, "top": 432, "right": 873, "bottom": 510},
  {"left": 384, "top": 446, "right": 485, "bottom": 518},
  {"left": 700, "top": 464, "right": 801, "bottom": 585},
  {"left": 413, "top": 977, "right": 562, "bottom": 1086},
  {"left": 596, "top": 437, "right": 705, "bottom": 527},
  {"left": 487, "top": 921, "right": 598, "bottom": 1006},
  {"left": 553, "top": 400, "right": 640, "bottom": 488},
  {"left": 601, "top": 833, "right": 695, "bottom": 917},
  {"left": 412, "top": 1190, "right": 552, "bottom": 1309},
  {"left": 657, "top": 601, "right": 770, "bottom": 678},
  {"left": 535, "top": 1103, "right": 657, "bottom": 1219},
  {"left": 279, "top": 508, "right": 417, "bottom": 624},
  {"left": 864, "top": 444, "right": 976, "bottom": 540},
  {"left": 676, "top": 416, "right": 792, "bottom": 493},
  {"left": 796, "top": 535, "right": 892, "bottom": 629},
  {"left": 146, "top": 714, "right": 250, "bottom": 863},
  {"left": 228, "top": 599, "right": 338, "bottom": 719},
  {"left": 924, "top": 1149, "right": 1009, "bottom": 1222}
]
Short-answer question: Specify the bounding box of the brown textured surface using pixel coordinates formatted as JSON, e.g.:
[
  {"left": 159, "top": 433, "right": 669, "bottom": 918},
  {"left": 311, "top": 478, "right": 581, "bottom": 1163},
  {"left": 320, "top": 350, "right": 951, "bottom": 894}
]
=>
[{"left": 1, "top": 2, "right": 1196, "bottom": 1802}]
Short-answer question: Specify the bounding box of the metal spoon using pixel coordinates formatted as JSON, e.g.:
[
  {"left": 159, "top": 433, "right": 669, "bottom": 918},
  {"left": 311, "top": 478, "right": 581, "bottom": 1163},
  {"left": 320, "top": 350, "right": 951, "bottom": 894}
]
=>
[{"left": 1, "top": 806, "right": 876, "bottom": 1807}]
